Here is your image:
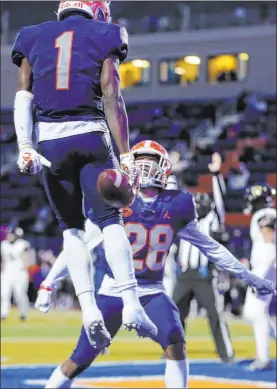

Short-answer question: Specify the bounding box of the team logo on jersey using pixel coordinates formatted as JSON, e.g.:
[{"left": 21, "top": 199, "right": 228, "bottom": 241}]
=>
[
  {"left": 122, "top": 208, "right": 133, "bottom": 217},
  {"left": 163, "top": 211, "right": 170, "bottom": 219}
]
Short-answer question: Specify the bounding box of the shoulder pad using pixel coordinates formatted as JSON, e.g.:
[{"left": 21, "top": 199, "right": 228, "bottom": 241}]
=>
[
  {"left": 166, "top": 189, "right": 197, "bottom": 226},
  {"left": 11, "top": 26, "right": 33, "bottom": 67},
  {"left": 107, "top": 24, "right": 128, "bottom": 63}
]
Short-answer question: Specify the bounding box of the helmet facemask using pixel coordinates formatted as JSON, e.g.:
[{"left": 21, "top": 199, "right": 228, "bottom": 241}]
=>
[{"left": 135, "top": 154, "right": 171, "bottom": 189}]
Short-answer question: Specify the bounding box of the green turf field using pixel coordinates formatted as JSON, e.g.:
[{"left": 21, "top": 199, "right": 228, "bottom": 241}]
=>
[{"left": 1, "top": 308, "right": 276, "bottom": 365}]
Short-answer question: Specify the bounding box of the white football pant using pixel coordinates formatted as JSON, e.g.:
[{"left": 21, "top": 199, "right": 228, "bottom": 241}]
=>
[
  {"left": 1, "top": 271, "right": 29, "bottom": 318},
  {"left": 243, "top": 280, "right": 276, "bottom": 363}
]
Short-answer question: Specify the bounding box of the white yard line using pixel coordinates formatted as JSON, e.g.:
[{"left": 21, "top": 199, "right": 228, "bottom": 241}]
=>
[{"left": 1, "top": 335, "right": 255, "bottom": 343}]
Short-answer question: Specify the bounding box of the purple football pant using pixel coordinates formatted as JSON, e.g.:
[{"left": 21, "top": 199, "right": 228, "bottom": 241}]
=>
[
  {"left": 70, "top": 292, "right": 185, "bottom": 366},
  {"left": 39, "top": 131, "right": 122, "bottom": 231}
]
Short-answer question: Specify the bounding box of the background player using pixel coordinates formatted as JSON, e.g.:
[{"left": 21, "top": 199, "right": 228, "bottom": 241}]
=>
[
  {"left": 172, "top": 153, "right": 234, "bottom": 363},
  {"left": 1, "top": 226, "right": 33, "bottom": 321},
  {"left": 11, "top": 0, "right": 157, "bottom": 347},
  {"left": 242, "top": 184, "right": 276, "bottom": 371},
  {"left": 35, "top": 140, "right": 276, "bottom": 389}
]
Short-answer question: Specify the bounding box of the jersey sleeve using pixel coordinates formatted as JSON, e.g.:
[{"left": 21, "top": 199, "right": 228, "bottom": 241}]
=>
[
  {"left": 178, "top": 191, "right": 198, "bottom": 227},
  {"left": 11, "top": 27, "right": 32, "bottom": 67},
  {"left": 106, "top": 25, "right": 128, "bottom": 63},
  {"left": 177, "top": 219, "right": 255, "bottom": 283}
]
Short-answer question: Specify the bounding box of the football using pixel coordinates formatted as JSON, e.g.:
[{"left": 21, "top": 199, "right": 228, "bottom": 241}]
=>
[{"left": 97, "top": 169, "right": 136, "bottom": 208}]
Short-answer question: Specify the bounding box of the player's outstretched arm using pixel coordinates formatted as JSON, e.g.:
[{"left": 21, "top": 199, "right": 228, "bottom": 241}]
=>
[
  {"left": 178, "top": 220, "right": 276, "bottom": 296},
  {"left": 101, "top": 55, "right": 129, "bottom": 155}
]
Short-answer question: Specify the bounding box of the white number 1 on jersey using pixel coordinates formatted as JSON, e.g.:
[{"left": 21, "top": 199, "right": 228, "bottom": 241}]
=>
[{"left": 55, "top": 31, "right": 74, "bottom": 90}]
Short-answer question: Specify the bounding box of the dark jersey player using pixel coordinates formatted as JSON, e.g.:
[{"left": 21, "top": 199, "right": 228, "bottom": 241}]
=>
[
  {"left": 36, "top": 141, "right": 276, "bottom": 388},
  {"left": 11, "top": 0, "right": 157, "bottom": 350}
]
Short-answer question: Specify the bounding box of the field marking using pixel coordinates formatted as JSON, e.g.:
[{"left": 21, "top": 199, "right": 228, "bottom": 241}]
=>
[
  {"left": 1, "top": 358, "right": 236, "bottom": 369},
  {"left": 1, "top": 335, "right": 256, "bottom": 343},
  {"left": 1, "top": 357, "right": 10, "bottom": 362},
  {"left": 191, "top": 375, "right": 277, "bottom": 388},
  {"left": 23, "top": 375, "right": 277, "bottom": 388}
]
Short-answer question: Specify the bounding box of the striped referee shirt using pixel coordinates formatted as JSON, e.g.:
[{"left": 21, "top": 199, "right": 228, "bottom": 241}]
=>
[{"left": 178, "top": 172, "right": 226, "bottom": 273}]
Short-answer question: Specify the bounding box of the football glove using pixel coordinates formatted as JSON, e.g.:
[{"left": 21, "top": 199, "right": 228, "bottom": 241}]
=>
[
  {"left": 249, "top": 275, "right": 276, "bottom": 296},
  {"left": 17, "top": 148, "right": 51, "bottom": 174},
  {"left": 120, "top": 152, "right": 140, "bottom": 190},
  {"left": 34, "top": 283, "right": 55, "bottom": 314}
]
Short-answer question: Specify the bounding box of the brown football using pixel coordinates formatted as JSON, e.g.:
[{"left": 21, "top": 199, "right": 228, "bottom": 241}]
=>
[{"left": 97, "top": 169, "right": 135, "bottom": 208}]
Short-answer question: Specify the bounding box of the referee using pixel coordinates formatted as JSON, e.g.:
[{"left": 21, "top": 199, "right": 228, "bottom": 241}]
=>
[{"left": 172, "top": 153, "right": 234, "bottom": 363}]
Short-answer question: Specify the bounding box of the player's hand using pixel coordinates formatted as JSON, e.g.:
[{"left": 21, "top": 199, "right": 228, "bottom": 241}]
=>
[
  {"left": 120, "top": 152, "right": 140, "bottom": 191},
  {"left": 208, "top": 152, "right": 222, "bottom": 173},
  {"left": 17, "top": 147, "right": 51, "bottom": 174},
  {"left": 34, "top": 284, "right": 55, "bottom": 314},
  {"left": 249, "top": 276, "right": 276, "bottom": 296}
]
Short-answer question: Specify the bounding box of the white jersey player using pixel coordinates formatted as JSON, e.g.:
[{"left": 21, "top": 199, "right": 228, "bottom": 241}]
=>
[
  {"left": 1, "top": 227, "right": 33, "bottom": 320},
  {"left": 242, "top": 184, "right": 276, "bottom": 371}
]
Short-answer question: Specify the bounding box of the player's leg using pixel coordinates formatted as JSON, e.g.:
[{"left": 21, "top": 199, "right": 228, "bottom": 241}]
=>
[
  {"left": 243, "top": 261, "right": 276, "bottom": 370},
  {"left": 12, "top": 271, "right": 29, "bottom": 320},
  {"left": 79, "top": 132, "right": 157, "bottom": 337},
  {"left": 45, "top": 294, "right": 123, "bottom": 388},
  {"left": 1, "top": 273, "right": 12, "bottom": 319},
  {"left": 194, "top": 280, "right": 234, "bottom": 362},
  {"left": 243, "top": 287, "right": 273, "bottom": 370},
  {"left": 39, "top": 137, "right": 110, "bottom": 349},
  {"left": 142, "top": 293, "right": 188, "bottom": 388}
]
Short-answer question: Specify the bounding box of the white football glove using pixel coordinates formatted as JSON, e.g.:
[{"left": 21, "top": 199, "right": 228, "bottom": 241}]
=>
[
  {"left": 208, "top": 152, "right": 222, "bottom": 173},
  {"left": 17, "top": 148, "right": 51, "bottom": 174},
  {"left": 120, "top": 152, "right": 140, "bottom": 191},
  {"left": 34, "top": 284, "right": 55, "bottom": 314}
]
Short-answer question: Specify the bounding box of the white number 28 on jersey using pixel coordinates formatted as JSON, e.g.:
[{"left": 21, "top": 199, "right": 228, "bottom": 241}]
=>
[{"left": 124, "top": 222, "right": 174, "bottom": 271}]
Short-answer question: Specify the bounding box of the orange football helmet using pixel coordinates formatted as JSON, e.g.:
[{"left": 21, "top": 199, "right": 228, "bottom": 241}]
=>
[{"left": 131, "top": 140, "right": 172, "bottom": 189}]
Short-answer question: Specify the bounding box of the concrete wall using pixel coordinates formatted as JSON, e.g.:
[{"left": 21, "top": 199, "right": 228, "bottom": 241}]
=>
[{"left": 1, "top": 24, "right": 276, "bottom": 108}]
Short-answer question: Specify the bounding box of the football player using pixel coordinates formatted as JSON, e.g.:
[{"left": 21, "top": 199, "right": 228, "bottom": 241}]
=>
[
  {"left": 1, "top": 227, "right": 33, "bottom": 321},
  {"left": 242, "top": 184, "right": 276, "bottom": 371},
  {"left": 36, "top": 141, "right": 276, "bottom": 389},
  {"left": 12, "top": 0, "right": 156, "bottom": 348}
]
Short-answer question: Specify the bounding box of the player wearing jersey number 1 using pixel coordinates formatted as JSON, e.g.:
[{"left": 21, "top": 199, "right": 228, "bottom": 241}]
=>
[
  {"left": 35, "top": 141, "right": 276, "bottom": 389},
  {"left": 12, "top": 0, "right": 157, "bottom": 350}
]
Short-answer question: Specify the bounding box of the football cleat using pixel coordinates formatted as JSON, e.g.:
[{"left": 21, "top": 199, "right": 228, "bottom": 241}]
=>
[
  {"left": 246, "top": 359, "right": 273, "bottom": 371},
  {"left": 82, "top": 309, "right": 112, "bottom": 350},
  {"left": 122, "top": 305, "right": 158, "bottom": 338}
]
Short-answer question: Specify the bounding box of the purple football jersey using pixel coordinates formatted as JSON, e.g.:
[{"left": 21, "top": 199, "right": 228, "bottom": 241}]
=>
[
  {"left": 93, "top": 189, "right": 197, "bottom": 285},
  {"left": 12, "top": 16, "right": 128, "bottom": 123}
]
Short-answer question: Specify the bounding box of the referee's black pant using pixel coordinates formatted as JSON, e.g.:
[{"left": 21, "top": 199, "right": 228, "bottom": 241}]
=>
[{"left": 173, "top": 270, "right": 234, "bottom": 361}]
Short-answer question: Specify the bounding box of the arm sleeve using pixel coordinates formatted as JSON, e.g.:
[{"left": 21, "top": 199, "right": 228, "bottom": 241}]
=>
[
  {"left": 11, "top": 27, "right": 31, "bottom": 67},
  {"left": 178, "top": 219, "right": 255, "bottom": 283},
  {"left": 107, "top": 25, "right": 128, "bottom": 63}
]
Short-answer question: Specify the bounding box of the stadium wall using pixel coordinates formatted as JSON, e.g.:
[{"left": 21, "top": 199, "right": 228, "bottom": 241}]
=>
[{"left": 1, "top": 24, "right": 276, "bottom": 108}]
